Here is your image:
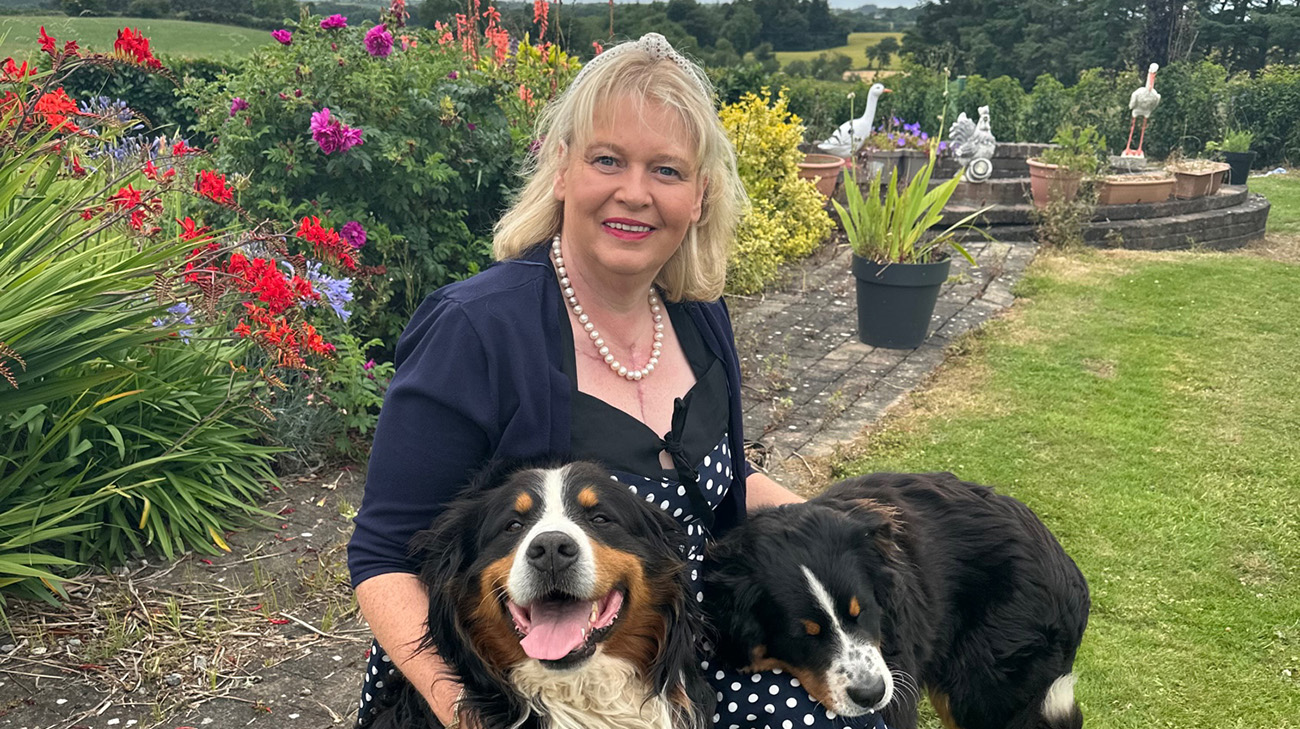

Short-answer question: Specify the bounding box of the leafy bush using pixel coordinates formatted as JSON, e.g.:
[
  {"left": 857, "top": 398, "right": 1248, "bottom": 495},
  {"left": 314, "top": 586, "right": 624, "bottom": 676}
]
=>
[
  {"left": 0, "top": 26, "right": 364, "bottom": 601},
  {"left": 61, "top": 55, "right": 240, "bottom": 148},
  {"left": 720, "top": 88, "right": 833, "bottom": 294},
  {"left": 185, "top": 12, "right": 578, "bottom": 345},
  {"left": 1039, "top": 124, "right": 1107, "bottom": 175}
]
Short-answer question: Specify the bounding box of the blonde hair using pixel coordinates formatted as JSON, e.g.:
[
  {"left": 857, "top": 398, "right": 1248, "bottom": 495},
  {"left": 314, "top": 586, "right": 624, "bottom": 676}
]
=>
[{"left": 492, "top": 36, "right": 747, "bottom": 302}]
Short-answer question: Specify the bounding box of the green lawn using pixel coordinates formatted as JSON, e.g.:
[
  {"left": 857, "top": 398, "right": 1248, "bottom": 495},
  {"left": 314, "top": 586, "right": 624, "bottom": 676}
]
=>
[
  {"left": 0, "top": 15, "right": 272, "bottom": 58},
  {"left": 836, "top": 246, "right": 1300, "bottom": 728},
  {"left": 1250, "top": 171, "right": 1300, "bottom": 234},
  {"left": 774, "top": 32, "right": 903, "bottom": 71}
]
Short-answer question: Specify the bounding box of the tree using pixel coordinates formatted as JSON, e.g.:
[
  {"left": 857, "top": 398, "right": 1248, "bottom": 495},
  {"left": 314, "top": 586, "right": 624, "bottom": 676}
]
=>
[
  {"left": 417, "top": 0, "right": 462, "bottom": 26},
  {"left": 868, "top": 36, "right": 900, "bottom": 69}
]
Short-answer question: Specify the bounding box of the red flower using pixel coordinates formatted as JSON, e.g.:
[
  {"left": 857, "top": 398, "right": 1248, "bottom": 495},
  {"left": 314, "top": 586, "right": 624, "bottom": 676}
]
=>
[
  {"left": 144, "top": 160, "right": 176, "bottom": 183},
  {"left": 38, "top": 27, "right": 56, "bottom": 56},
  {"left": 1, "top": 58, "right": 35, "bottom": 82},
  {"left": 177, "top": 217, "right": 211, "bottom": 243},
  {"left": 194, "top": 170, "right": 234, "bottom": 206},
  {"left": 67, "top": 155, "right": 87, "bottom": 177},
  {"left": 294, "top": 216, "right": 357, "bottom": 271},
  {"left": 33, "top": 88, "right": 80, "bottom": 132},
  {"left": 114, "top": 28, "right": 163, "bottom": 70},
  {"left": 109, "top": 184, "right": 142, "bottom": 211},
  {"left": 172, "top": 140, "right": 201, "bottom": 157}
]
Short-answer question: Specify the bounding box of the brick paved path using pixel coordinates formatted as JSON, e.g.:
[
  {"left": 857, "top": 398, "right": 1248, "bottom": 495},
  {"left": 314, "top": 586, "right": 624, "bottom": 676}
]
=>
[{"left": 730, "top": 236, "right": 1039, "bottom": 493}]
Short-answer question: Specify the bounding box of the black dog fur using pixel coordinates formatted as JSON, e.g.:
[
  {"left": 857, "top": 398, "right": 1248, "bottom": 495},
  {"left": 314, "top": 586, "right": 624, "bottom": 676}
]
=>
[{"left": 704, "top": 472, "right": 1089, "bottom": 729}]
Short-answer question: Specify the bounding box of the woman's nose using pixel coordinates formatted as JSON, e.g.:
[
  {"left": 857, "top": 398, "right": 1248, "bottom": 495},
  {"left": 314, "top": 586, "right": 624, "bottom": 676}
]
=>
[{"left": 614, "top": 170, "right": 653, "bottom": 208}]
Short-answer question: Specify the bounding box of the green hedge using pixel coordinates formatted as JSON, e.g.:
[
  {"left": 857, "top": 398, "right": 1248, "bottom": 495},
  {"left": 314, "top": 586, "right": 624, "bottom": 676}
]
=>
[{"left": 716, "top": 60, "right": 1300, "bottom": 166}]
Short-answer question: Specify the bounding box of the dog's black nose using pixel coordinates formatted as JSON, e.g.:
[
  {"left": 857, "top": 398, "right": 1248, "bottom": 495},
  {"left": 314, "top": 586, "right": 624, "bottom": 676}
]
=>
[
  {"left": 526, "top": 531, "right": 579, "bottom": 574},
  {"left": 846, "top": 676, "right": 886, "bottom": 709}
]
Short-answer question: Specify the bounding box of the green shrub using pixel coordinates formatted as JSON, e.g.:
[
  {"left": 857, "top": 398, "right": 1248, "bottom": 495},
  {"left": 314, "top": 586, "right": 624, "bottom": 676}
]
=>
[
  {"left": 720, "top": 88, "right": 833, "bottom": 295},
  {"left": 184, "top": 15, "right": 577, "bottom": 345},
  {"left": 61, "top": 55, "right": 239, "bottom": 146},
  {"left": 1230, "top": 64, "right": 1300, "bottom": 164},
  {"left": 1039, "top": 123, "right": 1107, "bottom": 175},
  {"left": 0, "top": 28, "right": 364, "bottom": 601}
]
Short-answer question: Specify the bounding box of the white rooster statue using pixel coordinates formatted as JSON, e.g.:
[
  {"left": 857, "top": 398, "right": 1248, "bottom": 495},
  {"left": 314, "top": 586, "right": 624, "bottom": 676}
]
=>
[
  {"left": 1123, "top": 63, "right": 1161, "bottom": 157},
  {"left": 815, "top": 82, "right": 891, "bottom": 158},
  {"left": 949, "top": 105, "right": 998, "bottom": 182}
]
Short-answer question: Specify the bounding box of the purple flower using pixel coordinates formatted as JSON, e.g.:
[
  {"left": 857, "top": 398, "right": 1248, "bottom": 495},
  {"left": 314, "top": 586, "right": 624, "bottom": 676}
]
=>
[
  {"left": 320, "top": 14, "right": 348, "bottom": 30},
  {"left": 466, "top": 122, "right": 476, "bottom": 131},
  {"left": 447, "top": 71, "right": 459, "bottom": 80},
  {"left": 310, "top": 107, "right": 364, "bottom": 155},
  {"left": 365, "top": 24, "right": 393, "bottom": 57},
  {"left": 287, "top": 262, "right": 354, "bottom": 321},
  {"left": 229, "top": 97, "right": 248, "bottom": 116},
  {"left": 271, "top": 29, "right": 292, "bottom": 45},
  {"left": 363, "top": 359, "right": 376, "bottom": 371},
  {"left": 341, "top": 220, "right": 367, "bottom": 249}
]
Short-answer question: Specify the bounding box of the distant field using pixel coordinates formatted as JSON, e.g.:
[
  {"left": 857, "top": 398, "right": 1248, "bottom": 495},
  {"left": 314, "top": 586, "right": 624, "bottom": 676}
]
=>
[
  {"left": 774, "top": 32, "right": 904, "bottom": 70},
  {"left": 0, "top": 15, "right": 272, "bottom": 58}
]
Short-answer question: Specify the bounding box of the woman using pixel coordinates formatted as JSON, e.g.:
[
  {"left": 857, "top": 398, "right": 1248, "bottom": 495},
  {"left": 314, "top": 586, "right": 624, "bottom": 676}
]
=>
[{"left": 348, "top": 33, "right": 885, "bottom": 729}]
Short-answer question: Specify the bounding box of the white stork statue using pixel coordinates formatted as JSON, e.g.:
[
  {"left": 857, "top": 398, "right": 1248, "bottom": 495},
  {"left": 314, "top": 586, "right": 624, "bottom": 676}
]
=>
[
  {"left": 1123, "top": 63, "right": 1161, "bottom": 158},
  {"left": 815, "top": 82, "right": 891, "bottom": 158}
]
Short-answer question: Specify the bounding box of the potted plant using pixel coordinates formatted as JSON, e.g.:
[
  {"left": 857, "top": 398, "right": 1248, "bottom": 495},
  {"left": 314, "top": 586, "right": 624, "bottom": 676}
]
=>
[
  {"left": 1096, "top": 171, "right": 1175, "bottom": 205},
  {"left": 798, "top": 152, "right": 847, "bottom": 197},
  {"left": 854, "top": 117, "right": 939, "bottom": 190},
  {"left": 832, "top": 148, "right": 988, "bottom": 349},
  {"left": 1206, "top": 129, "right": 1255, "bottom": 185},
  {"left": 1166, "top": 158, "right": 1232, "bottom": 199},
  {"left": 1027, "top": 124, "right": 1105, "bottom": 209}
]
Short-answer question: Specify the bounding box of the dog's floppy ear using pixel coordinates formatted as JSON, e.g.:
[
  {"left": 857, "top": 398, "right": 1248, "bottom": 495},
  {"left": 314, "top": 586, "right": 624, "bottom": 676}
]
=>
[
  {"left": 840, "top": 497, "right": 903, "bottom": 556},
  {"left": 637, "top": 510, "right": 717, "bottom": 726},
  {"left": 702, "top": 529, "right": 771, "bottom": 670},
  {"left": 409, "top": 498, "right": 531, "bottom": 727}
]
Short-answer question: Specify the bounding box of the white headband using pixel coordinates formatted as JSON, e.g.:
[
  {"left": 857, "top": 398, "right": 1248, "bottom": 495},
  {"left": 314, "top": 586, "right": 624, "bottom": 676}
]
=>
[{"left": 570, "top": 33, "right": 712, "bottom": 99}]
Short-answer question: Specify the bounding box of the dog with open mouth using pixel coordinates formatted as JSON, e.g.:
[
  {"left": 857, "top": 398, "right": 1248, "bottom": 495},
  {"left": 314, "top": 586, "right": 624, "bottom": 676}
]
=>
[
  {"left": 703, "top": 472, "right": 1089, "bottom": 729},
  {"left": 367, "top": 461, "right": 713, "bottom": 729}
]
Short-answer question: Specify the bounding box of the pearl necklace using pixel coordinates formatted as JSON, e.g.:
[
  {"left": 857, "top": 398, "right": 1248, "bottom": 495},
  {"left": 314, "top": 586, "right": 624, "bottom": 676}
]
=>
[{"left": 551, "top": 235, "right": 664, "bottom": 381}]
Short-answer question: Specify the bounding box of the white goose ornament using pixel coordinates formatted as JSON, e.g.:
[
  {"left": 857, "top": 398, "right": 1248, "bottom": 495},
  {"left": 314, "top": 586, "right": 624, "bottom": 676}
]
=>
[{"left": 816, "top": 82, "right": 891, "bottom": 158}]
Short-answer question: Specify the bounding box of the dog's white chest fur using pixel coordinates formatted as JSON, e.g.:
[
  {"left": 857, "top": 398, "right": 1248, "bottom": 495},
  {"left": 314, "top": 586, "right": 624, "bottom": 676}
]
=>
[{"left": 510, "top": 652, "right": 676, "bottom": 729}]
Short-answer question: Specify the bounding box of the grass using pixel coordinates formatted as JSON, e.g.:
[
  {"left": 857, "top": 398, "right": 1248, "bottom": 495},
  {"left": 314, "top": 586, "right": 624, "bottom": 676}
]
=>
[
  {"left": 1250, "top": 170, "right": 1300, "bottom": 234},
  {"left": 774, "top": 32, "right": 903, "bottom": 71},
  {"left": 0, "top": 15, "right": 272, "bottom": 58},
  {"left": 834, "top": 245, "right": 1300, "bottom": 729}
]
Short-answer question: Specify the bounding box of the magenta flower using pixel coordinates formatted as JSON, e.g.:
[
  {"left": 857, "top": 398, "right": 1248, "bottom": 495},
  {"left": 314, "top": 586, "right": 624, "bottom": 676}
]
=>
[
  {"left": 229, "top": 97, "right": 248, "bottom": 116},
  {"left": 310, "top": 107, "right": 364, "bottom": 155},
  {"left": 447, "top": 71, "right": 458, "bottom": 80},
  {"left": 321, "top": 14, "right": 348, "bottom": 30},
  {"left": 341, "top": 221, "right": 367, "bottom": 249},
  {"left": 365, "top": 24, "right": 393, "bottom": 57},
  {"left": 363, "top": 358, "right": 376, "bottom": 371},
  {"left": 271, "top": 29, "right": 292, "bottom": 45}
]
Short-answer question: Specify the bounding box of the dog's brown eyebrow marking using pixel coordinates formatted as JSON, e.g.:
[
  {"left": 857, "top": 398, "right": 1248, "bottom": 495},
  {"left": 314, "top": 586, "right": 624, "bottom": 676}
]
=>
[
  {"left": 577, "top": 486, "right": 598, "bottom": 508},
  {"left": 801, "top": 619, "right": 822, "bottom": 636},
  {"left": 514, "top": 491, "right": 533, "bottom": 513},
  {"left": 849, "top": 597, "right": 861, "bottom": 617}
]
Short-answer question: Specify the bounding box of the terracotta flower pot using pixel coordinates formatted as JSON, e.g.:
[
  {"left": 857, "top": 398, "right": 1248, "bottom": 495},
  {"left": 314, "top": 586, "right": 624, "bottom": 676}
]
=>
[
  {"left": 1168, "top": 162, "right": 1231, "bottom": 199},
  {"left": 1027, "top": 159, "right": 1083, "bottom": 209},
  {"left": 798, "top": 153, "right": 846, "bottom": 197},
  {"left": 1097, "top": 173, "right": 1174, "bottom": 205}
]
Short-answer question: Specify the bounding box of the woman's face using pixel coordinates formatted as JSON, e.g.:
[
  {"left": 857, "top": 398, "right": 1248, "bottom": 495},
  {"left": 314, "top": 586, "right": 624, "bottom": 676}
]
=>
[{"left": 553, "top": 97, "right": 705, "bottom": 288}]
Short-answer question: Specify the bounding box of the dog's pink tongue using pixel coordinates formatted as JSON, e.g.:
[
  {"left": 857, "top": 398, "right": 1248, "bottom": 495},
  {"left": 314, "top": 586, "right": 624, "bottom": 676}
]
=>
[{"left": 519, "top": 601, "right": 589, "bottom": 661}]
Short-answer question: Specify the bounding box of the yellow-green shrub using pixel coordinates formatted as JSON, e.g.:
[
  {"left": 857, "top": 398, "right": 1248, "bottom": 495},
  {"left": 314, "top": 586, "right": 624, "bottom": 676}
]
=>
[{"left": 720, "top": 88, "right": 833, "bottom": 295}]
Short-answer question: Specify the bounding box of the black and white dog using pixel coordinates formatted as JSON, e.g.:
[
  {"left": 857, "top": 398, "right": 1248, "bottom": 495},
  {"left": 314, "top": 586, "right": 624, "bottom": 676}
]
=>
[
  {"left": 704, "top": 472, "right": 1090, "bottom": 729},
  {"left": 370, "top": 461, "right": 712, "bottom": 729}
]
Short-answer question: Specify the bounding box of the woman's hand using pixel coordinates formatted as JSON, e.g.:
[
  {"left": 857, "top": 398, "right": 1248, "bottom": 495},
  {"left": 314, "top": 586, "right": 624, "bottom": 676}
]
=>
[
  {"left": 745, "top": 471, "right": 805, "bottom": 511},
  {"left": 355, "top": 572, "right": 465, "bottom": 724}
]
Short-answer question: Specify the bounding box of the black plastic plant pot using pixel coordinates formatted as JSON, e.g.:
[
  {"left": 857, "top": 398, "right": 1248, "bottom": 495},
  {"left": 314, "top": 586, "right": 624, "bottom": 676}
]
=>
[
  {"left": 1223, "top": 150, "right": 1256, "bottom": 186},
  {"left": 852, "top": 254, "right": 951, "bottom": 349}
]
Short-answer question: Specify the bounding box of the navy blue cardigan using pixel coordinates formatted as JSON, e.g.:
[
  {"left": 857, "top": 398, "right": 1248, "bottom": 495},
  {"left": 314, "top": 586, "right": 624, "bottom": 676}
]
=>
[{"left": 347, "top": 244, "right": 749, "bottom": 587}]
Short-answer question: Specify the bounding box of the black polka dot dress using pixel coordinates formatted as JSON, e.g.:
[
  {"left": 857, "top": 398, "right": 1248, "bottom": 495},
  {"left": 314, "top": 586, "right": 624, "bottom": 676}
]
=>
[{"left": 354, "top": 302, "right": 888, "bottom": 728}]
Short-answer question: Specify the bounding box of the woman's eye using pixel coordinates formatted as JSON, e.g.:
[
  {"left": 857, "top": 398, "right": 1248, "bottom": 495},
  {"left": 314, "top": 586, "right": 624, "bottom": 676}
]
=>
[
  {"left": 505, "top": 520, "right": 523, "bottom": 533},
  {"left": 656, "top": 166, "right": 682, "bottom": 178},
  {"left": 593, "top": 155, "right": 617, "bottom": 167}
]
